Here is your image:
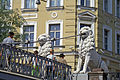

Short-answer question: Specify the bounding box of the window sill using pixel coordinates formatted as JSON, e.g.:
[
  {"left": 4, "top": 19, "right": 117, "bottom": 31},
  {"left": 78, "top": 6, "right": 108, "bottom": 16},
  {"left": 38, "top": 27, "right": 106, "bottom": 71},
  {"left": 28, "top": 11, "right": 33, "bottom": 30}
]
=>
[
  {"left": 21, "top": 8, "right": 38, "bottom": 12},
  {"left": 77, "top": 5, "right": 96, "bottom": 11},
  {"left": 46, "top": 6, "right": 64, "bottom": 11}
]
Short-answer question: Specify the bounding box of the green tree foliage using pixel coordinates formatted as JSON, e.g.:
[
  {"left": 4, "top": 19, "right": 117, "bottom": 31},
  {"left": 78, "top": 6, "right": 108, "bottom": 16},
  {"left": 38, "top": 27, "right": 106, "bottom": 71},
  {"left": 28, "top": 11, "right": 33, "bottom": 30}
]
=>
[{"left": 0, "top": 0, "right": 26, "bottom": 42}]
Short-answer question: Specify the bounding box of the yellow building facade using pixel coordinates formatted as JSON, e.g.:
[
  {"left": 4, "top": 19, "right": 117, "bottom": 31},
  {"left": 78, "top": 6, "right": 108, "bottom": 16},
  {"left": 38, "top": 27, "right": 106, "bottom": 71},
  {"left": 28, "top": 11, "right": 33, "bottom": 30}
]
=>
[{"left": 9, "top": 0, "right": 120, "bottom": 72}]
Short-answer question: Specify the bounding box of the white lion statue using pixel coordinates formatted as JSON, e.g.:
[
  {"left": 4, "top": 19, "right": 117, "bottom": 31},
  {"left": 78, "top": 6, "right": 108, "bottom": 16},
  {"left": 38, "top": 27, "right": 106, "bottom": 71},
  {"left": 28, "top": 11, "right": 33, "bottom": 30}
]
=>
[
  {"left": 74, "top": 27, "right": 109, "bottom": 74},
  {"left": 38, "top": 34, "right": 52, "bottom": 57}
]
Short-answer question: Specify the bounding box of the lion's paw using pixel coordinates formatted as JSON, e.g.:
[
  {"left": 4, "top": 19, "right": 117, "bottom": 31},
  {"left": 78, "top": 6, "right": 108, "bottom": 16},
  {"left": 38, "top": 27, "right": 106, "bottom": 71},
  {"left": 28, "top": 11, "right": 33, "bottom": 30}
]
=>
[{"left": 79, "top": 71, "right": 86, "bottom": 74}]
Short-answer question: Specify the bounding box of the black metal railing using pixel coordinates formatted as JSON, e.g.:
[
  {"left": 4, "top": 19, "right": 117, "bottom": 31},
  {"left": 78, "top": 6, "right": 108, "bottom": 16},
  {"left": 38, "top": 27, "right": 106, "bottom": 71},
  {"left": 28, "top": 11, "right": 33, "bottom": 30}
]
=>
[
  {"left": 0, "top": 44, "right": 72, "bottom": 80},
  {"left": 106, "top": 72, "right": 120, "bottom": 80}
]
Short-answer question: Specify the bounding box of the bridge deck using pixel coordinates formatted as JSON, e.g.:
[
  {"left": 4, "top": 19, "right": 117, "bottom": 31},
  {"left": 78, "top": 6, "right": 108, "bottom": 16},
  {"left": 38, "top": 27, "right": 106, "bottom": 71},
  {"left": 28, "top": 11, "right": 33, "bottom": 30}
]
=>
[{"left": 0, "top": 70, "right": 42, "bottom": 80}]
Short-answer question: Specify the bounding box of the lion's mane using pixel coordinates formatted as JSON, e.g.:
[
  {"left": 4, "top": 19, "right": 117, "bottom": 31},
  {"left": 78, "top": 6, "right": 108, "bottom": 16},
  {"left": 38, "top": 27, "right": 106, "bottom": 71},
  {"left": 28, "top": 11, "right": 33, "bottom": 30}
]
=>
[
  {"left": 38, "top": 34, "right": 52, "bottom": 57},
  {"left": 79, "top": 27, "right": 95, "bottom": 58}
]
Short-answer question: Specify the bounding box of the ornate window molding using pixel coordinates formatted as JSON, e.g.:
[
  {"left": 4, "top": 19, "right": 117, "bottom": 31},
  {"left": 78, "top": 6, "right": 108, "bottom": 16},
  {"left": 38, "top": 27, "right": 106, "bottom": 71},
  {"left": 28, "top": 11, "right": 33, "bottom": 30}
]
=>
[{"left": 77, "top": 11, "right": 96, "bottom": 44}]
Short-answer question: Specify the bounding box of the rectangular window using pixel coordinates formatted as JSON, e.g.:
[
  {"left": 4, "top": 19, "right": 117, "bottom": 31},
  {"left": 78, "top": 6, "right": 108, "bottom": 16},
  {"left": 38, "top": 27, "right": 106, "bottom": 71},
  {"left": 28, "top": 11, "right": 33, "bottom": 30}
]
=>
[
  {"left": 50, "top": 0, "right": 61, "bottom": 7},
  {"left": 104, "top": 29, "right": 109, "bottom": 50},
  {"left": 49, "top": 24, "right": 60, "bottom": 46},
  {"left": 24, "top": 0, "right": 35, "bottom": 9},
  {"left": 117, "top": 0, "right": 120, "bottom": 17},
  {"left": 117, "top": 34, "right": 120, "bottom": 54},
  {"left": 80, "top": 0, "right": 90, "bottom": 7},
  {"left": 23, "top": 25, "right": 34, "bottom": 47}
]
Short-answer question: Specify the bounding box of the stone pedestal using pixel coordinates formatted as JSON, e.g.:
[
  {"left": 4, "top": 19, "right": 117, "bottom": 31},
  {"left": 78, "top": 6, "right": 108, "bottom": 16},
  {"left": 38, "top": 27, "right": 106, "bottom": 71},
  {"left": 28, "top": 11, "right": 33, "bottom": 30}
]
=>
[
  {"left": 72, "top": 73, "right": 88, "bottom": 80},
  {"left": 88, "top": 68, "right": 107, "bottom": 80}
]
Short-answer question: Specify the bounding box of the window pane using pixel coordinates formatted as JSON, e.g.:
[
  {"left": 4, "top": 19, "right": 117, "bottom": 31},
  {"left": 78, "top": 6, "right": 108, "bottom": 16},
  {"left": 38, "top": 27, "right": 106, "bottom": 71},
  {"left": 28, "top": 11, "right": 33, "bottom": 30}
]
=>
[
  {"left": 30, "top": 26, "right": 34, "bottom": 32},
  {"left": 30, "top": 43, "right": 33, "bottom": 47},
  {"left": 24, "top": 26, "right": 29, "bottom": 32},
  {"left": 7, "top": 0, "right": 10, "bottom": 9},
  {"left": 55, "top": 24, "right": 60, "bottom": 30},
  {"left": 86, "top": 0, "right": 90, "bottom": 7},
  {"left": 50, "top": 0, "right": 55, "bottom": 6},
  {"left": 31, "top": 0, "right": 35, "bottom": 8},
  {"left": 56, "top": 40, "right": 60, "bottom": 45},
  {"left": 25, "top": 0, "right": 30, "bottom": 8},
  {"left": 50, "top": 32, "right": 54, "bottom": 38},
  {"left": 49, "top": 25, "right": 55, "bottom": 31},
  {"left": 56, "top": 32, "right": 60, "bottom": 38},
  {"left": 117, "top": 0, "right": 120, "bottom": 17},
  {"left": 57, "top": 0, "right": 60, "bottom": 6},
  {"left": 104, "top": 0, "right": 108, "bottom": 11},
  {"left": 30, "top": 33, "right": 34, "bottom": 39},
  {"left": 104, "top": 30, "right": 108, "bottom": 36},
  {"left": 25, "top": 33, "right": 29, "bottom": 40},
  {"left": 81, "top": 0, "right": 84, "bottom": 6}
]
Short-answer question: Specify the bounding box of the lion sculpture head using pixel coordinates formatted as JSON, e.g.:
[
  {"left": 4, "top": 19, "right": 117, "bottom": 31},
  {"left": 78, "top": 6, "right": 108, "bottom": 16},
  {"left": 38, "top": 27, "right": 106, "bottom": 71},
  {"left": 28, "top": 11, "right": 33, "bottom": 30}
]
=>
[
  {"left": 38, "top": 34, "right": 52, "bottom": 57},
  {"left": 79, "top": 26, "right": 95, "bottom": 57}
]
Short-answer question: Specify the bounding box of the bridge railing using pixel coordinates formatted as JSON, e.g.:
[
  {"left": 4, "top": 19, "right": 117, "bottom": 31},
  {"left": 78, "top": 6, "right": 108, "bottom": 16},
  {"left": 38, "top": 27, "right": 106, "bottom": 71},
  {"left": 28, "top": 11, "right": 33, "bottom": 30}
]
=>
[{"left": 0, "top": 44, "right": 72, "bottom": 80}]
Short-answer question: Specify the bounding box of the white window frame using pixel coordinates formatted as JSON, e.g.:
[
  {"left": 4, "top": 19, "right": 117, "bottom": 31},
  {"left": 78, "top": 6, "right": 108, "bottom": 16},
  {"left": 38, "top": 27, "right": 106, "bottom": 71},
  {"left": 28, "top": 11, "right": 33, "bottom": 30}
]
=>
[
  {"left": 115, "top": 0, "right": 120, "bottom": 17},
  {"left": 78, "top": 0, "right": 95, "bottom": 7},
  {"left": 103, "top": 25, "right": 112, "bottom": 51},
  {"left": 77, "top": 20, "right": 95, "bottom": 44},
  {"left": 103, "top": 0, "right": 112, "bottom": 14},
  {"left": 21, "top": 0, "right": 37, "bottom": 9},
  {"left": 115, "top": 30, "right": 120, "bottom": 54},
  {"left": 46, "top": 0, "right": 63, "bottom": 7},
  {"left": 20, "top": 21, "right": 37, "bottom": 47},
  {"left": 46, "top": 20, "right": 63, "bottom": 45}
]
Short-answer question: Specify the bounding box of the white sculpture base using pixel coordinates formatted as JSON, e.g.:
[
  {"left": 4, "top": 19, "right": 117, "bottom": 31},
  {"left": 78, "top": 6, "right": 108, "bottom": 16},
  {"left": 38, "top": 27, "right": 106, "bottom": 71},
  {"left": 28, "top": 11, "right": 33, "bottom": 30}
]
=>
[{"left": 72, "top": 73, "right": 88, "bottom": 80}]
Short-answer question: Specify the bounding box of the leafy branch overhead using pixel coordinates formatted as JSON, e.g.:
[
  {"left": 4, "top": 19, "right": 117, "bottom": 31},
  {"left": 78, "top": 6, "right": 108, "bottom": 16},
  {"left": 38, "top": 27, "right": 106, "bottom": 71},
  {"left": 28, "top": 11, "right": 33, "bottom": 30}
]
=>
[{"left": 0, "top": 8, "right": 26, "bottom": 42}]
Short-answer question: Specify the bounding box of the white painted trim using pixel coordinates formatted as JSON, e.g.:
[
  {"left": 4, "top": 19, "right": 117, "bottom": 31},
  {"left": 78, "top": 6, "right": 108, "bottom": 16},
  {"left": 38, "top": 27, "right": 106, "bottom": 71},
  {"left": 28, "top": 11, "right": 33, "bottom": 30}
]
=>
[
  {"left": 78, "top": 11, "right": 96, "bottom": 19},
  {"left": 20, "top": 21, "right": 37, "bottom": 47},
  {"left": 21, "top": 13, "right": 38, "bottom": 19},
  {"left": 90, "top": 0, "right": 95, "bottom": 7},
  {"left": 10, "top": 0, "right": 12, "bottom": 9},
  {"left": 115, "top": 30, "right": 120, "bottom": 54},
  {"left": 51, "top": 12, "right": 58, "bottom": 18},
  {"left": 35, "top": 0, "right": 37, "bottom": 8},
  {"left": 46, "top": 20, "right": 63, "bottom": 45},
  {"left": 21, "top": 0, "right": 24, "bottom": 8},
  {"left": 60, "top": 0, "right": 64, "bottom": 6},
  {"left": 46, "top": 0, "right": 50, "bottom": 7},
  {"left": 103, "top": 25, "right": 112, "bottom": 51},
  {"left": 78, "top": 0, "right": 80, "bottom": 5},
  {"left": 77, "top": 20, "right": 95, "bottom": 44}
]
